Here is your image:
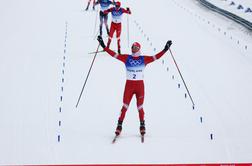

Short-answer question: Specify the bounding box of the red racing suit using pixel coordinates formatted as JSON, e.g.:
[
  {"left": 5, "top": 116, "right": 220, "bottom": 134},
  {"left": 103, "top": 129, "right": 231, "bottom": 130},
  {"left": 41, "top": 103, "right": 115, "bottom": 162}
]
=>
[
  {"left": 104, "top": 7, "right": 131, "bottom": 50},
  {"left": 104, "top": 47, "right": 167, "bottom": 122}
]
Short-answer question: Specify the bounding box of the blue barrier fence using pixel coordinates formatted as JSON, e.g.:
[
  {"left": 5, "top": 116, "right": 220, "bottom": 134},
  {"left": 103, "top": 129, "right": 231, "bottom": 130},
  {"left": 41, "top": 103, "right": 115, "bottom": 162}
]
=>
[{"left": 198, "top": 0, "right": 252, "bottom": 31}]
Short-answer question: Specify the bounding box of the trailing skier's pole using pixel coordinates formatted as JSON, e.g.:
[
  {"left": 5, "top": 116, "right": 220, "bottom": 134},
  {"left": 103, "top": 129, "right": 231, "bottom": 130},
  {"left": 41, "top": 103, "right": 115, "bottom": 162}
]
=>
[
  {"left": 127, "top": 15, "right": 130, "bottom": 48},
  {"left": 168, "top": 48, "right": 195, "bottom": 108},
  {"left": 93, "top": 30, "right": 99, "bottom": 40},
  {"left": 76, "top": 44, "right": 100, "bottom": 108}
]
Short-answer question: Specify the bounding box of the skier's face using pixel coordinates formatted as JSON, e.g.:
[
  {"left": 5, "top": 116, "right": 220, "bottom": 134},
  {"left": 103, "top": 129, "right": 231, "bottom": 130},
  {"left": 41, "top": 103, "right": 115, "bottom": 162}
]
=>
[
  {"left": 115, "top": 2, "right": 120, "bottom": 9},
  {"left": 132, "top": 45, "right": 140, "bottom": 53}
]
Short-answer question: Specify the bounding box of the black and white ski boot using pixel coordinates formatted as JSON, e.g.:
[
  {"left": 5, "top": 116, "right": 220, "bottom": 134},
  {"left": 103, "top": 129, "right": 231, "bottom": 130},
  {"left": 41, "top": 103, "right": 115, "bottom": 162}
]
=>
[
  {"left": 140, "top": 120, "right": 146, "bottom": 135},
  {"left": 115, "top": 120, "right": 123, "bottom": 136}
]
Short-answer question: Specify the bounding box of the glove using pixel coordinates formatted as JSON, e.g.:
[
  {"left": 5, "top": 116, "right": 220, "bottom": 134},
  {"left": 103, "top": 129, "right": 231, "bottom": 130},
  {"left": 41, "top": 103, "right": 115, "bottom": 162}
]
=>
[
  {"left": 97, "top": 35, "right": 106, "bottom": 48},
  {"left": 126, "top": 7, "right": 131, "bottom": 13},
  {"left": 164, "top": 40, "right": 172, "bottom": 51}
]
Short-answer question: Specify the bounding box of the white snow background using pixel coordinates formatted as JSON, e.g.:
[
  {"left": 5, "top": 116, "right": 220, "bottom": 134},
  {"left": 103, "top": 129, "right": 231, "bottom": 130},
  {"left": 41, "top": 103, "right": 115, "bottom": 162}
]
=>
[{"left": 1, "top": 0, "right": 252, "bottom": 165}]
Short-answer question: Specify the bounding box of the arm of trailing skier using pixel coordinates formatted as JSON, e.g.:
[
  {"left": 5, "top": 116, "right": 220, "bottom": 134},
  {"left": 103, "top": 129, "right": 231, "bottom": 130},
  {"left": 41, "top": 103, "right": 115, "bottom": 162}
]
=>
[
  {"left": 110, "top": 0, "right": 115, "bottom": 5},
  {"left": 123, "top": 8, "right": 131, "bottom": 14},
  {"left": 104, "top": 7, "right": 113, "bottom": 14},
  {"left": 144, "top": 40, "right": 172, "bottom": 65},
  {"left": 104, "top": 47, "right": 128, "bottom": 63}
]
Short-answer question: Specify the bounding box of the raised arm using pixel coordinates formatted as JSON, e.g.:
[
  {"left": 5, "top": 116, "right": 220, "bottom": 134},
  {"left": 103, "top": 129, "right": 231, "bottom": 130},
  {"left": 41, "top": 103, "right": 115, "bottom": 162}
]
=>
[
  {"left": 122, "top": 7, "right": 131, "bottom": 14},
  {"left": 104, "top": 47, "right": 128, "bottom": 62},
  {"left": 104, "top": 7, "right": 113, "bottom": 14},
  {"left": 97, "top": 36, "right": 127, "bottom": 63},
  {"left": 144, "top": 40, "right": 172, "bottom": 65}
]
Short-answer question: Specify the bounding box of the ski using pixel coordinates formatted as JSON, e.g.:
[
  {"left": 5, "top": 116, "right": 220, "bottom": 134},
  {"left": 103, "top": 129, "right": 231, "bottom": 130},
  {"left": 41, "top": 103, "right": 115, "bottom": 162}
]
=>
[
  {"left": 112, "top": 135, "right": 119, "bottom": 144},
  {"left": 141, "top": 135, "right": 144, "bottom": 143},
  {"left": 112, "top": 134, "right": 144, "bottom": 143}
]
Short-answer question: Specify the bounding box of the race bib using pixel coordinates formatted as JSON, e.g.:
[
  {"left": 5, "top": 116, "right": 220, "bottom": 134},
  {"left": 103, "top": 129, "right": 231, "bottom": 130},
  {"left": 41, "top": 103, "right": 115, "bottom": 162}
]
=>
[{"left": 125, "top": 56, "right": 145, "bottom": 80}]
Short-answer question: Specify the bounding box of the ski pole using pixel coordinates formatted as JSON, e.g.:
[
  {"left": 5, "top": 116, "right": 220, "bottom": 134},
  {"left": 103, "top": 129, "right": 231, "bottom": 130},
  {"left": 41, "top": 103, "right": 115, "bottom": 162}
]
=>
[
  {"left": 76, "top": 44, "right": 100, "bottom": 108},
  {"left": 127, "top": 15, "right": 130, "bottom": 48},
  {"left": 93, "top": 29, "right": 99, "bottom": 40},
  {"left": 168, "top": 48, "right": 195, "bottom": 108}
]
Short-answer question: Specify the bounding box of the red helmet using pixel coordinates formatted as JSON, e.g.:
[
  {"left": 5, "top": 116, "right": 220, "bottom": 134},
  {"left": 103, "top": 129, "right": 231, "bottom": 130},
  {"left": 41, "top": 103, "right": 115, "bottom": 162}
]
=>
[
  {"left": 116, "top": 1, "right": 121, "bottom": 8},
  {"left": 131, "top": 42, "right": 141, "bottom": 53}
]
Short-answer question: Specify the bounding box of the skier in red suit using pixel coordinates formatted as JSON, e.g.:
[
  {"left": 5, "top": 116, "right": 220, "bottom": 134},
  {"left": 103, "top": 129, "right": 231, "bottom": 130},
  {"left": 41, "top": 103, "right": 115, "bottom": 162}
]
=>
[
  {"left": 104, "top": 1, "right": 131, "bottom": 54},
  {"left": 97, "top": 35, "right": 172, "bottom": 136}
]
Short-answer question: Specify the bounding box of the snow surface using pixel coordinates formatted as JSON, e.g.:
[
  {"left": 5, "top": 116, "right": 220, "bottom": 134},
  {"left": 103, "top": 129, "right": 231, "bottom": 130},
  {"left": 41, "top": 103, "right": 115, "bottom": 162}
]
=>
[{"left": 1, "top": 0, "right": 252, "bottom": 165}]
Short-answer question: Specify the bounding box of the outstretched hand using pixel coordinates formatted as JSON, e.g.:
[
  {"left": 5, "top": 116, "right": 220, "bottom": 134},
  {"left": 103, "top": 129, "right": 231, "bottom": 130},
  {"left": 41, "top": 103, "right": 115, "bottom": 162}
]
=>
[
  {"left": 127, "top": 7, "right": 132, "bottom": 14},
  {"left": 164, "top": 40, "right": 172, "bottom": 51},
  {"left": 97, "top": 35, "right": 106, "bottom": 48}
]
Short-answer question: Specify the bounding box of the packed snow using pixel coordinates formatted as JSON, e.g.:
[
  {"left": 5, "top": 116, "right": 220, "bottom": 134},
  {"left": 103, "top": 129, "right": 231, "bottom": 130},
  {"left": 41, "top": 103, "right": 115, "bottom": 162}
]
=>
[{"left": 1, "top": 0, "right": 252, "bottom": 165}]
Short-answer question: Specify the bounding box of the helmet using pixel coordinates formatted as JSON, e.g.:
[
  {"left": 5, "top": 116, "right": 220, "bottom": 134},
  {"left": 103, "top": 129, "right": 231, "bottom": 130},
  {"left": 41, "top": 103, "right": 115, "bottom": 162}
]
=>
[
  {"left": 115, "top": 1, "right": 121, "bottom": 8},
  {"left": 131, "top": 42, "right": 141, "bottom": 53}
]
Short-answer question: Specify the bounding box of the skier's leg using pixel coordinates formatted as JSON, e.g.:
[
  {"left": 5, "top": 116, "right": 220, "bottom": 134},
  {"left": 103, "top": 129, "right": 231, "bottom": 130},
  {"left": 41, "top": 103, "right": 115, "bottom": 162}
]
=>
[
  {"left": 107, "top": 23, "right": 116, "bottom": 48},
  {"left": 115, "top": 81, "right": 134, "bottom": 135},
  {"left": 104, "top": 14, "right": 109, "bottom": 35},
  {"left": 119, "top": 82, "right": 134, "bottom": 122},
  {"left": 136, "top": 81, "right": 145, "bottom": 135},
  {"left": 136, "top": 81, "right": 145, "bottom": 122},
  {"left": 99, "top": 11, "right": 104, "bottom": 36},
  {"left": 92, "top": 0, "right": 95, "bottom": 10},
  {"left": 85, "top": 0, "right": 91, "bottom": 10},
  {"left": 116, "top": 23, "right": 122, "bottom": 54}
]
